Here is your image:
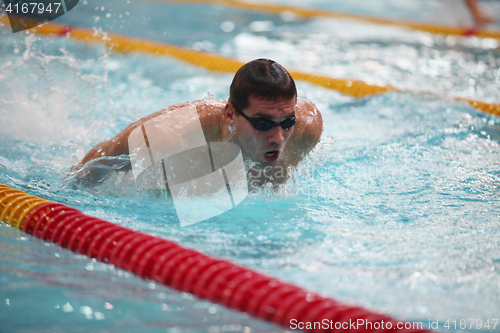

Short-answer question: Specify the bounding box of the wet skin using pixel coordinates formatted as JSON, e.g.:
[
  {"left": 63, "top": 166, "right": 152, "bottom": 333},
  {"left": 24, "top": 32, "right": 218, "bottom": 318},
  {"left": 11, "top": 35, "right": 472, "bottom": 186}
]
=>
[{"left": 78, "top": 96, "right": 323, "bottom": 186}]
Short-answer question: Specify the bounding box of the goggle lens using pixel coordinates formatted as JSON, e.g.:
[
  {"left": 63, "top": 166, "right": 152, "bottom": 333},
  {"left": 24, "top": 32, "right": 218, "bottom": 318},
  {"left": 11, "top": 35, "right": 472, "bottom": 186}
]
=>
[{"left": 235, "top": 107, "right": 296, "bottom": 132}]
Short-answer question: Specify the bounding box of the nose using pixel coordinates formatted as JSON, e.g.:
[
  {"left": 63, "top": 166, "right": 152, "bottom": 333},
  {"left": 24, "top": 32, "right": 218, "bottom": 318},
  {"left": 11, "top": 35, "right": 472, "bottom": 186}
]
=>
[{"left": 268, "top": 126, "right": 285, "bottom": 145}]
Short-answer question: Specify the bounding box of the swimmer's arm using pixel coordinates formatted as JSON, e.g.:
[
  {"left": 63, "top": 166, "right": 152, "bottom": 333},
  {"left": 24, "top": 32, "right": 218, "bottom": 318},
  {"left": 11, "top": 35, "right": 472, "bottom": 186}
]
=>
[
  {"left": 70, "top": 125, "right": 135, "bottom": 185},
  {"left": 78, "top": 133, "right": 129, "bottom": 169},
  {"left": 76, "top": 124, "right": 135, "bottom": 171},
  {"left": 77, "top": 102, "right": 195, "bottom": 170}
]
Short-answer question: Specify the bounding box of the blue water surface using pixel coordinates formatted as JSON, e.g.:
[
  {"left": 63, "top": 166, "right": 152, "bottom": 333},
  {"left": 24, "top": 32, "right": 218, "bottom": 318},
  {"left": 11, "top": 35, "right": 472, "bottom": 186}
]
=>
[{"left": 0, "top": 0, "right": 499, "bottom": 332}]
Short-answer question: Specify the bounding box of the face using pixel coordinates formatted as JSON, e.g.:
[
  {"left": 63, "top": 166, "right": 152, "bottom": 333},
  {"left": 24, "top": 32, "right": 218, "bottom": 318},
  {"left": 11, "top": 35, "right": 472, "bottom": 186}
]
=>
[{"left": 225, "top": 96, "right": 296, "bottom": 167}]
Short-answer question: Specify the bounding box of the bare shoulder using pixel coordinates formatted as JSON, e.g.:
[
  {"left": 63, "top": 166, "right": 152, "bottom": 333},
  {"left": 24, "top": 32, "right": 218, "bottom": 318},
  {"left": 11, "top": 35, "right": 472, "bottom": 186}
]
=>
[
  {"left": 102, "top": 101, "right": 195, "bottom": 153},
  {"left": 290, "top": 98, "right": 323, "bottom": 151},
  {"left": 281, "top": 98, "right": 323, "bottom": 166},
  {"left": 195, "top": 97, "right": 227, "bottom": 114},
  {"left": 195, "top": 98, "right": 227, "bottom": 141},
  {"left": 297, "top": 97, "right": 322, "bottom": 129},
  {"left": 118, "top": 98, "right": 225, "bottom": 143},
  {"left": 79, "top": 99, "right": 225, "bottom": 167}
]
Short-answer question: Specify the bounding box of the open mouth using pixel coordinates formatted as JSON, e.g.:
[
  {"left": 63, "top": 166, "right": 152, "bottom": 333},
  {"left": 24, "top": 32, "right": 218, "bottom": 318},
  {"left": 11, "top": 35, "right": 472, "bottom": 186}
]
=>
[{"left": 264, "top": 150, "right": 280, "bottom": 162}]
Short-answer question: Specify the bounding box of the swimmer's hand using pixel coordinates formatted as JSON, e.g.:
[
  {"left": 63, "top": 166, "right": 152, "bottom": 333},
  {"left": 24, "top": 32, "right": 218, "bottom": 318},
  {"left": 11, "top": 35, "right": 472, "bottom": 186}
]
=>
[{"left": 68, "top": 155, "right": 131, "bottom": 186}]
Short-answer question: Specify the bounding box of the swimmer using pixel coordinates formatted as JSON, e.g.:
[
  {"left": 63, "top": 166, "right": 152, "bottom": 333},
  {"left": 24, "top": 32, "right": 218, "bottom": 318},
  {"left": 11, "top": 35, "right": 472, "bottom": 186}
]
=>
[{"left": 76, "top": 58, "right": 323, "bottom": 186}]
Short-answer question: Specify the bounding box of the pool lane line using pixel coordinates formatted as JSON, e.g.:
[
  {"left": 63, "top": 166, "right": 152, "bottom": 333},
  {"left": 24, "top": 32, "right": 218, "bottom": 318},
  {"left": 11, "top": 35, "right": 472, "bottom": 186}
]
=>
[
  {"left": 454, "top": 97, "right": 500, "bottom": 117},
  {"left": 0, "top": 183, "right": 431, "bottom": 333},
  {"left": 0, "top": 13, "right": 395, "bottom": 99},
  {"left": 145, "top": 0, "right": 500, "bottom": 39},
  {"left": 1, "top": 14, "right": 499, "bottom": 117}
]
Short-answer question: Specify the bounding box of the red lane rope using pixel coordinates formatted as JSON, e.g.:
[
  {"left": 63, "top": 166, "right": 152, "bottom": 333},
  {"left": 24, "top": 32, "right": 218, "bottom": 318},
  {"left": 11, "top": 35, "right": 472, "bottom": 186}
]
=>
[{"left": 1, "top": 186, "right": 431, "bottom": 332}]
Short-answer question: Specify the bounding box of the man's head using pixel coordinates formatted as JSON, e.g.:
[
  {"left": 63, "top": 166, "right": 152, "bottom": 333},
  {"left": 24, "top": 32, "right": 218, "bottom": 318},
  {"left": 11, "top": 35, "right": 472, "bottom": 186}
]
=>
[
  {"left": 229, "top": 58, "right": 297, "bottom": 112},
  {"left": 225, "top": 59, "right": 297, "bottom": 167}
]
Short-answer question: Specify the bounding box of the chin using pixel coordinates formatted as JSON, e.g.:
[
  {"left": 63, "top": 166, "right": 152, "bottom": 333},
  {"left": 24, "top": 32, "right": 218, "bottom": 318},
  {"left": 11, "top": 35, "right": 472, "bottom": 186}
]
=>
[{"left": 255, "top": 158, "right": 279, "bottom": 169}]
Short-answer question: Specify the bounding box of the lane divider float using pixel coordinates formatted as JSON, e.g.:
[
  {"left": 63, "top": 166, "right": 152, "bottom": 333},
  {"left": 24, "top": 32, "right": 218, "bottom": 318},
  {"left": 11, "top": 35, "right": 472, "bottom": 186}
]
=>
[
  {"left": 0, "top": 183, "right": 430, "bottom": 332},
  {"left": 155, "top": 0, "right": 500, "bottom": 39},
  {"left": 1, "top": 14, "right": 498, "bottom": 116}
]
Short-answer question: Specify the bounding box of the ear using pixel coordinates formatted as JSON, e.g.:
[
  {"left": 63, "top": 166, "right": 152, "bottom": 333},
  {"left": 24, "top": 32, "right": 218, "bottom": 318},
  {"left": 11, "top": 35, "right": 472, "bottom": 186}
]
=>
[{"left": 224, "top": 102, "right": 236, "bottom": 125}]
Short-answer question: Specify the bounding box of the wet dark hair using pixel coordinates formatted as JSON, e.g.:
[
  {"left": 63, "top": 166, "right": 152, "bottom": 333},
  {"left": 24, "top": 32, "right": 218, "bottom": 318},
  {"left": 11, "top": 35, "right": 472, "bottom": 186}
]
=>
[{"left": 229, "top": 58, "right": 297, "bottom": 113}]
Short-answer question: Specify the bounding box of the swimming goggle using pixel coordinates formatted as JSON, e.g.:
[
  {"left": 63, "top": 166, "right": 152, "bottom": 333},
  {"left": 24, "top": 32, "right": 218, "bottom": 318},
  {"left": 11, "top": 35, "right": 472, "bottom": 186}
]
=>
[{"left": 234, "top": 107, "right": 296, "bottom": 131}]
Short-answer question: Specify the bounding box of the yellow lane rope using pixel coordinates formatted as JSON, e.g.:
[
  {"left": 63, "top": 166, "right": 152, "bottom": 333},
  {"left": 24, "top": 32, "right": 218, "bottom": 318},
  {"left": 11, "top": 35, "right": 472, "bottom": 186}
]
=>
[
  {"left": 1, "top": 15, "right": 499, "bottom": 116},
  {"left": 152, "top": 0, "right": 500, "bottom": 39},
  {"left": 0, "top": 14, "right": 394, "bottom": 98},
  {"left": 0, "top": 184, "right": 51, "bottom": 230}
]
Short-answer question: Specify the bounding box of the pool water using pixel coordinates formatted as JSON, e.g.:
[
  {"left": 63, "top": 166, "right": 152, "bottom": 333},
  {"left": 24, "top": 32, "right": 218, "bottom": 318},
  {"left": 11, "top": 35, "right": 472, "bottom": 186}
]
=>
[{"left": 1, "top": 0, "right": 499, "bottom": 332}]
